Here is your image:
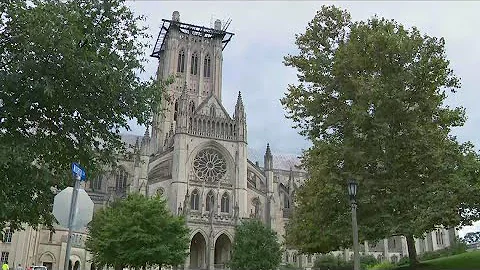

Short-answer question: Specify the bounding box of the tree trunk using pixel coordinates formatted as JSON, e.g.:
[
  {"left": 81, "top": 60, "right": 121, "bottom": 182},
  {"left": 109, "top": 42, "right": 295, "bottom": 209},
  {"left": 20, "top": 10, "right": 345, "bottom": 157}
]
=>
[
  {"left": 406, "top": 234, "right": 419, "bottom": 267},
  {"left": 114, "top": 265, "right": 123, "bottom": 270}
]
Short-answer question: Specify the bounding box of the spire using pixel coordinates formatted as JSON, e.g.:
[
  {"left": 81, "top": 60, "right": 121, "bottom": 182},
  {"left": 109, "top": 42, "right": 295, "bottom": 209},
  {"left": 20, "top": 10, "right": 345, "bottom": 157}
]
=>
[
  {"left": 234, "top": 91, "right": 245, "bottom": 120},
  {"left": 140, "top": 126, "right": 150, "bottom": 155},
  {"left": 264, "top": 143, "right": 273, "bottom": 170},
  {"left": 143, "top": 125, "right": 150, "bottom": 139},
  {"left": 266, "top": 143, "right": 272, "bottom": 157}
]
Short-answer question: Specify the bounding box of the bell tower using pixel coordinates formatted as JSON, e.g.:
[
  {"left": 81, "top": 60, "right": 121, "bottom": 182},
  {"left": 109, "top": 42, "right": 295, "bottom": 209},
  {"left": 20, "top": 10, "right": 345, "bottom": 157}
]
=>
[{"left": 149, "top": 11, "right": 234, "bottom": 154}]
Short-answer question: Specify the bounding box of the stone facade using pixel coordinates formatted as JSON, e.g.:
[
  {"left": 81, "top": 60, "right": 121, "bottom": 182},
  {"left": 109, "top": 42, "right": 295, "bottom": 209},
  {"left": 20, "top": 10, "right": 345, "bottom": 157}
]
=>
[{"left": 1, "top": 11, "right": 458, "bottom": 270}]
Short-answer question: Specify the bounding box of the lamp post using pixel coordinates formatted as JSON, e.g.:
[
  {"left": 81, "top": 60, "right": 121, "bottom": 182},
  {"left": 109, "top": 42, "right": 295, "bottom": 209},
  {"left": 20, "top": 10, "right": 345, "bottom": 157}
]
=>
[{"left": 348, "top": 179, "right": 360, "bottom": 270}]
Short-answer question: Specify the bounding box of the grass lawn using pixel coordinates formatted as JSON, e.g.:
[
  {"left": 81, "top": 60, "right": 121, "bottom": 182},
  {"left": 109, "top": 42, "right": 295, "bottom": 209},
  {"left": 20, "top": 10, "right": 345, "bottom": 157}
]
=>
[{"left": 395, "top": 250, "right": 480, "bottom": 269}]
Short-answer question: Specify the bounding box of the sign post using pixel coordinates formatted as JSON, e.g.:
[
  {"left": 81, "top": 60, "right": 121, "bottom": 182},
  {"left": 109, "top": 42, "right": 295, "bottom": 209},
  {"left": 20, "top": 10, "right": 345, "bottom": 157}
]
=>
[{"left": 63, "top": 163, "right": 86, "bottom": 270}]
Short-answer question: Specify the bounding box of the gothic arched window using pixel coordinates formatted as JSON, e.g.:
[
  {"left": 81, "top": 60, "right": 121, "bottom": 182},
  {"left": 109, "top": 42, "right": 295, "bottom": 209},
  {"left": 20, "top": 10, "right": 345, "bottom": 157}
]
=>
[
  {"left": 210, "top": 106, "right": 216, "bottom": 117},
  {"left": 174, "top": 100, "right": 178, "bottom": 121},
  {"left": 115, "top": 168, "right": 128, "bottom": 191},
  {"left": 284, "top": 193, "right": 290, "bottom": 209},
  {"left": 252, "top": 198, "right": 260, "bottom": 217},
  {"left": 220, "top": 192, "right": 230, "bottom": 213},
  {"left": 189, "top": 101, "right": 195, "bottom": 114},
  {"left": 191, "top": 52, "right": 199, "bottom": 75},
  {"left": 177, "top": 49, "right": 185, "bottom": 73},
  {"left": 205, "top": 190, "right": 215, "bottom": 211},
  {"left": 204, "top": 54, "right": 211, "bottom": 77},
  {"left": 190, "top": 189, "right": 199, "bottom": 210},
  {"left": 90, "top": 175, "right": 102, "bottom": 191}
]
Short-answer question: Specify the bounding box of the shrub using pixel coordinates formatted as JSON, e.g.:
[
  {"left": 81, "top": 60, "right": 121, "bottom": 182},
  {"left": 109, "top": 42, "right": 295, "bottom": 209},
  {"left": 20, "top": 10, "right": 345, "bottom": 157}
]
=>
[
  {"left": 314, "top": 254, "right": 352, "bottom": 270},
  {"left": 314, "top": 254, "right": 378, "bottom": 270},
  {"left": 367, "top": 261, "right": 395, "bottom": 270},
  {"left": 417, "top": 237, "right": 467, "bottom": 262},
  {"left": 360, "top": 254, "right": 379, "bottom": 268},
  {"left": 396, "top": 256, "right": 410, "bottom": 266}
]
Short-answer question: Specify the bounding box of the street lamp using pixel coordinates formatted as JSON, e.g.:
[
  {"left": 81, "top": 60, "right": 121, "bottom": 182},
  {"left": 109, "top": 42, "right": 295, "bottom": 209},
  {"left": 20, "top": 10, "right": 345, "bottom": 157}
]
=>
[{"left": 348, "top": 179, "right": 360, "bottom": 270}]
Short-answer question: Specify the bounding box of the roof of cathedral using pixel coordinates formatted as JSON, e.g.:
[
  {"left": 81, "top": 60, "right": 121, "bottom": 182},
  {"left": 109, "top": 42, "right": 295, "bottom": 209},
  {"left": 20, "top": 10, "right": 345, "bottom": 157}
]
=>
[
  {"left": 246, "top": 147, "right": 303, "bottom": 171},
  {"left": 119, "top": 133, "right": 303, "bottom": 171}
]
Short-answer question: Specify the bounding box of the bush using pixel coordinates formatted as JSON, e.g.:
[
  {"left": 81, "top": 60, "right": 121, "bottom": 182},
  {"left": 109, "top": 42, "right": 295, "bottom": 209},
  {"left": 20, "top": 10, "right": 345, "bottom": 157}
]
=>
[
  {"left": 279, "top": 263, "right": 302, "bottom": 270},
  {"left": 314, "top": 254, "right": 352, "bottom": 270},
  {"left": 417, "top": 237, "right": 467, "bottom": 262},
  {"left": 360, "top": 254, "right": 379, "bottom": 268},
  {"left": 314, "top": 254, "right": 378, "bottom": 270},
  {"left": 396, "top": 256, "right": 410, "bottom": 266},
  {"left": 367, "top": 261, "right": 395, "bottom": 270}
]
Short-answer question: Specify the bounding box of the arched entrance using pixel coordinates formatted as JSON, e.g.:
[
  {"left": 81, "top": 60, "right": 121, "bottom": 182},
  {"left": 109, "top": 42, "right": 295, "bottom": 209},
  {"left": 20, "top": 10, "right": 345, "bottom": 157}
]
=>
[
  {"left": 214, "top": 234, "right": 231, "bottom": 269},
  {"left": 190, "top": 232, "right": 207, "bottom": 269}
]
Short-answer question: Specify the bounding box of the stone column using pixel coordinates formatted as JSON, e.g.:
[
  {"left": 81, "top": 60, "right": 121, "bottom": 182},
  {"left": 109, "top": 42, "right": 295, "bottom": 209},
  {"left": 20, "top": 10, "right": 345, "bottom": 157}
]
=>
[
  {"left": 383, "top": 239, "right": 389, "bottom": 260},
  {"left": 208, "top": 245, "right": 215, "bottom": 270}
]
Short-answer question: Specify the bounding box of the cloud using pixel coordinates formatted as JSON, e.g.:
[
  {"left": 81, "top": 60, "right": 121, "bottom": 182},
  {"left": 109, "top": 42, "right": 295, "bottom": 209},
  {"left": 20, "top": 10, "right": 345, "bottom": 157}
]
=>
[
  {"left": 126, "top": 1, "right": 480, "bottom": 154},
  {"left": 124, "top": 0, "right": 480, "bottom": 237}
]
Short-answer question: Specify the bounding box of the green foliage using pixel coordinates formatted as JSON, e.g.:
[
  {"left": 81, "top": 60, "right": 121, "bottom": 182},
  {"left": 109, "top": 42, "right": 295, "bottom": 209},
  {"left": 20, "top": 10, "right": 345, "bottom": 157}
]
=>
[
  {"left": 396, "top": 256, "right": 410, "bottom": 266},
  {"left": 361, "top": 254, "right": 380, "bottom": 267},
  {"left": 368, "top": 261, "right": 395, "bottom": 270},
  {"left": 417, "top": 239, "right": 467, "bottom": 261},
  {"left": 314, "top": 254, "right": 352, "bottom": 270},
  {"left": 85, "top": 193, "right": 189, "bottom": 269},
  {"left": 314, "top": 254, "right": 379, "bottom": 270},
  {"left": 0, "top": 0, "right": 171, "bottom": 231},
  {"left": 229, "top": 219, "right": 282, "bottom": 270},
  {"left": 419, "top": 250, "right": 480, "bottom": 270},
  {"left": 278, "top": 263, "right": 301, "bottom": 270},
  {"left": 281, "top": 4, "right": 480, "bottom": 266},
  {"left": 463, "top": 231, "right": 480, "bottom": 244}
]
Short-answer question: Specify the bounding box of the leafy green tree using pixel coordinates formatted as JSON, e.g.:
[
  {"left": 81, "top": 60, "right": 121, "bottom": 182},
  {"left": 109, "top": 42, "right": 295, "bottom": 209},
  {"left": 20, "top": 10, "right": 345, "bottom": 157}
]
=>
[
  {"left": 463, "top": 232, "right": 480, "bottom": 244},
  {"left": 229, "top": 219, "right": 282, "bottom": 270},
  {"left": 0, "top": 0, "right": 170, "bottom": 231},
  {"left": 281, "top": 5, "right": 480, "bottom": 266},
  {"left": 85, "top": 193, "right": 190, "bottom": 270}
]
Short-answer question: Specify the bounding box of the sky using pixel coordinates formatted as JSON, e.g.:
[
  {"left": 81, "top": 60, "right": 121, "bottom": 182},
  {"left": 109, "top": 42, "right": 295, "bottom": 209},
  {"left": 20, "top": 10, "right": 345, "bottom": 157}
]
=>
[{"left": 124, "top": 1, "right": 480, "bottom": 237}]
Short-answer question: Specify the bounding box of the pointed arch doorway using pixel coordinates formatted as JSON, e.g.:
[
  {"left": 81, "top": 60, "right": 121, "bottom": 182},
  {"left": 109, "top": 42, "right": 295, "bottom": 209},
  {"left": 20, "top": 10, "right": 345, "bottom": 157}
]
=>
[
  {"left": 214, "top": 234, "right": 232, "bottom": 269},
  {"left": 190, "top": 232, "right": 207, "bottom": 269}
]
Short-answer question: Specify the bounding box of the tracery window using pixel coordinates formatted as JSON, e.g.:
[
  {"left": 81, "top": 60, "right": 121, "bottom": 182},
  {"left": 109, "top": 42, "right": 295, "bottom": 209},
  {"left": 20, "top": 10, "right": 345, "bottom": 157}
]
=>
[
  {"left": 204, "top": 54, "right": 211, "bottom": 77},
  {"left": 174, "top": 100, "right": 178, "bottom": 121},
  {"left": 205, "top": 190, "right": 215, "bottom": 211},
  {"left": 115, "top": 168, "right": 128, "bottom": 191},
  {"left": 284, "top": 193, "right": 290, "bottom": 208},
  {"left": 192, "top": 148, "right": 227, "bottom": 182},
  {"left": 252, "top": 198, "right": 260, "bottom": 217},
  {"left": 210, "top": 106, "right": 216, "bottom": 117},
  {"left": 90, "top": 175, "right": 102, "bottom": 191},
  {"left": 2, "top": 229, "right": 12, "bottom": 243},
  {"left": 190, "top": 189, "right": 199, "bottom": 210},
  {"left": 189, "top": 101, "right": 195, "bottom": 114},
  {"left": 191, "top": 52, "right": 199, "bottom": 75},
  {"left": 220, "top": 192, "right": 230, "bottom": 213},
  {"left": 177, "top": 49, "right": 185, "bottom": 73}
]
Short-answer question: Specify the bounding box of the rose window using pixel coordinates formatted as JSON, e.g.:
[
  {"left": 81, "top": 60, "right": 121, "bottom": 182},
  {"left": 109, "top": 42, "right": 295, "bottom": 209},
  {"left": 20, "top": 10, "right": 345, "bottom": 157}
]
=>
[{"left": 193, "top": 148, "right": 227, "bottom": 182}]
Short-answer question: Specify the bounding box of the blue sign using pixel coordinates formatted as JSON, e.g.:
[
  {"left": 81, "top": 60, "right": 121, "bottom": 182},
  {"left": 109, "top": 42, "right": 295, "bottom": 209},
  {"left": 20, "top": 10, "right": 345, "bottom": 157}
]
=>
[{"left": 71, "top": 162, "right": 86, "bottom": 181}]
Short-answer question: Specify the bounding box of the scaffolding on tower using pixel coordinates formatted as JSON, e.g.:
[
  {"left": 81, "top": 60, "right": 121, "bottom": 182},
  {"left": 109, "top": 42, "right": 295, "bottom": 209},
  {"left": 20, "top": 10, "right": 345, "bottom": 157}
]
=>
[{"left": 151, "top": 18, "right": 235, "bottom": 59}]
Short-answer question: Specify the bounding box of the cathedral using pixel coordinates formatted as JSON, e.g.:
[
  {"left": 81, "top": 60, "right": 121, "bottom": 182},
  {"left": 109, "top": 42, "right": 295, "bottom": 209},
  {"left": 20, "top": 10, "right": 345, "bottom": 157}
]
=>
[{"left": 0, "top": 11, "right": 457, "bottom": 270}]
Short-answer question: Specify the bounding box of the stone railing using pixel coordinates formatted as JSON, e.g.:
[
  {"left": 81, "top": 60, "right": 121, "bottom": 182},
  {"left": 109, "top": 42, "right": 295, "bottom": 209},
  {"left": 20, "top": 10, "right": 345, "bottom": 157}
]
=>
[
  {"left": 188, "top": 211, "right": 236, "bottom": 225},
  {"left": 188, "top": 115, "right": 238, "bottom": 141}
]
